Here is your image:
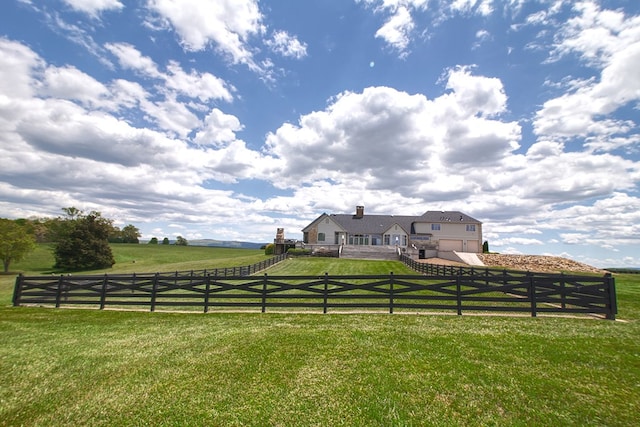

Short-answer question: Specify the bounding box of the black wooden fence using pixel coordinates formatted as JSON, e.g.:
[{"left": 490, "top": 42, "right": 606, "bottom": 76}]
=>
[
  {"left": 154, "top": 253, "right": 287, "bottom": 278},
  {"left": 13, "top": 259, "right": 617, "bottom": 319}
]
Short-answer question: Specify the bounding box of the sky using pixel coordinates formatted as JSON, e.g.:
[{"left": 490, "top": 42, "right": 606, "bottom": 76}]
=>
[{"left": 0, "top": 0, "right": 639, "bottom": 268}]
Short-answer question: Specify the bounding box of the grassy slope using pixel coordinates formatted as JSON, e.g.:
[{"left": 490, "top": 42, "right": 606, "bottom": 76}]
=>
[{"left": 1, "top": 246, "right": 639, "bottom": 426}]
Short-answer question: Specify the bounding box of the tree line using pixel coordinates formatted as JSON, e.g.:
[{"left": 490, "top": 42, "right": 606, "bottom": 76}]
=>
[{"left": 0, "top": 207, "right": 188, "bottom": 273}]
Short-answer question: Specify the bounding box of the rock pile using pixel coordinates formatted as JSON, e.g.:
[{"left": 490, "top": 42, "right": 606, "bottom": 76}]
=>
[{"left": 477, "top": 254, "right": 606, "bottom": 274}]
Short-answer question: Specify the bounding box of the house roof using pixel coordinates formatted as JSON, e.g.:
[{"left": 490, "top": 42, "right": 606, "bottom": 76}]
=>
[{"left": 302, "top": 210, "right": 481, "bottom": 235}]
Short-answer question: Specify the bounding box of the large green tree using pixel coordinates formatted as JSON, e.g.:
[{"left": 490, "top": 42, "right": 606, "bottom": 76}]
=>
[
  {"left": 0, "top": 219, "right": 37, "bottom": 273},
  {"left": 121, "top": 224, "right": 141, "bottom": 243},
  {"left": 54, "top": 210, "right": 115, "bottom": 271}
]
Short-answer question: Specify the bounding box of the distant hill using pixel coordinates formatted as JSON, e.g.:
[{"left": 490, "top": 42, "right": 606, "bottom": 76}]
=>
[
  {"left": 187, "top": 239, "right": 266, "bottom": 249},
  {"left": 604, "top": 267, "right": 640, "bottom": 274}
]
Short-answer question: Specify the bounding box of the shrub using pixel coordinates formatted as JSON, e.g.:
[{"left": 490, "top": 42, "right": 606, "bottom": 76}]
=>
[{"left": 264, "top": 243, "right": 275, "bottom": 255}]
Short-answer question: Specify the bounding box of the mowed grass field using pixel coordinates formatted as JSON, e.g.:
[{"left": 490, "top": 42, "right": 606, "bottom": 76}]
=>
[{"left": 1, "top": 245, "right": 639, "bottom": 426}]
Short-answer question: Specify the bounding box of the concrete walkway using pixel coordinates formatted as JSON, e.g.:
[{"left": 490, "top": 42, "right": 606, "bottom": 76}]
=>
[{"left": 452, "top": 251, "right": 485, "bottom": 266}]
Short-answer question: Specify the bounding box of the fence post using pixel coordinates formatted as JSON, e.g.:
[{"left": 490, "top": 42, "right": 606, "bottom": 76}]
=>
[
  {"left": 456, "top": 274, "right": 462, "bottom": 316},
  {"left": 261, "top": 273, "right": 268, "bottom": 313},
  {"left": 204, "top": 274, "right": 210, "bottom": 313},
  {"left": 389, "top": 272, "right": 394, "bottom": 314},
  {"left": 323, "top": 272, "right": 329, "bottom": 314},
  {"left": 560, "top": 273, "right": 566, "bottom": 310},
  {"left": 55, "top": 275, "right": 64, "bottom": 308},
  {"left": 12, "top": 274, "right": 23, "bottom": 306},
  {"left": 100, "top": 274, "right": 108, "bottom": 310},
  {"left": 528, "top": 272, "right": 537, "bottom": 317},
  {"left": 150, "top": 273, "right": 159, "bottom": 312},
  {"left": 605, "top": 273, "right": 617, "bottom": 320}
]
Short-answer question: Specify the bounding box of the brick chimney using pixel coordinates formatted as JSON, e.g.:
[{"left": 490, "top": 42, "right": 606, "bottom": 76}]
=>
[{"left": 355, "top": 205, "right": 364, "bottom": 218}]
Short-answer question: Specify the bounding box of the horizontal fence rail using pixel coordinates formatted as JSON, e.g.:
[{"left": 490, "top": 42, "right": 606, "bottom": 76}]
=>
[
  {"left": 155, "top": 253, "right": 287, "bottom": 277},
  {"left": 13, "top": 266, "right": 617, "bottom": 320}
]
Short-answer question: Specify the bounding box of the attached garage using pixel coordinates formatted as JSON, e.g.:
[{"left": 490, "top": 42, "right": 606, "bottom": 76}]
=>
[
  {"left": 439, "top": 239, "right": 463, "bottom": 252},
  {"left": 466, "top": 240, "right": 480, "bottom": 253}
]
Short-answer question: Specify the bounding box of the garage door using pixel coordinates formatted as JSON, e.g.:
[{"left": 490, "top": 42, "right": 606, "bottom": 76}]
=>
[
  {"left": 466, "top": 240, "right": 479, "bottom": 253},
  {"left": 439, "top": 239, "right": 463, "bottom": 251}
]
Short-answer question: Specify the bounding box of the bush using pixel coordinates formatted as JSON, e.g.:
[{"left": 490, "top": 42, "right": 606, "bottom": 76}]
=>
[{"left": 264, "top": 243, "right": 275, "bottom": 255}]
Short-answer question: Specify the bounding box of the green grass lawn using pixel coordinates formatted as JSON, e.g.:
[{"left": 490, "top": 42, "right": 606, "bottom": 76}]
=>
[{"left": 1, "top": 246, "right": 639, "bottom": 426}]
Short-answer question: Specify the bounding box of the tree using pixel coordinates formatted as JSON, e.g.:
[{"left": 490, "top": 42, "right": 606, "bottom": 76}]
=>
[
  {"left": 175, "top": 236, "right": 188, "bottom": 246},
  {"left": 61, "top": 206, "right": 83, "bottom": 220},
  {"left": 162, "top": 237, "right": 170, "bottom": 245},
  {"left": 54, "top": 211, "right": 115, "bottom": 271},
  {"left": 121, "top": 224, "right": 141, "bottom": 243},
  {"left": 108, "top": 225, "right": 123, "bottom": 243},
  {"left": 483, "top": 241, "right": 490, "bottom": 254},
  {"left": 148, "top": 237, "right": 158, "bottom": 244},
  {"left": 0, "top": 219, "right": 37, "bottom": 273}
]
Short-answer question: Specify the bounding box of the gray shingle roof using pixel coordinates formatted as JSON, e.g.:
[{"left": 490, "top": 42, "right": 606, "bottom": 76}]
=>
[{"left": 303, "top": 210, "right": 481, "bottom": 235}]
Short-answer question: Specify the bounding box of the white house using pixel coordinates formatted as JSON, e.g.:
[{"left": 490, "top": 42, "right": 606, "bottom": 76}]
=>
[{"left": 301, "top": 206, "right": 483, "bottom": 257}]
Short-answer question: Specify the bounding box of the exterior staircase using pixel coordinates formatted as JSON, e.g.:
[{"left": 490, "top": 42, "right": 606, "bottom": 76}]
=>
[{"left": 340, "top": 245, "right": 400, "bottom": 260}]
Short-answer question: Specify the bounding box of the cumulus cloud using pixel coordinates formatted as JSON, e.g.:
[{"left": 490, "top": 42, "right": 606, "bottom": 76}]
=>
[
  {"left": 375, "top": 6, "right": 415, "bottom": 54},
  {"left": 0, "top": 38, "right": 44, "bottom": 98},
  {"left": 491, "top": 237, "right": 545, "bottom": 246},
  {"left": 0, "top": 38, "right": 273, "bottom": 230},
  {"left": 195, "top": 109, "right": 243, "bottom": 147},
  {"left": 147, "top": 0, "right": 264, "bottom": 69},
  {"left": 40, "top": 65, "right": 110, "bottom": 108},
  {"left": 535, "top": 1, "right": 640, "bottom": 148},
  {"left": 265, "top": 67, "right": 520, "bottom": 191},
  {"left": 105, "top": 43, "right": 163, "bottom": 78},
  {"left": 266, "top": 30, "right": 308, "bottom": 59},
  {"left": 356, "top": 0, "right": 427, "bottom": 55}
]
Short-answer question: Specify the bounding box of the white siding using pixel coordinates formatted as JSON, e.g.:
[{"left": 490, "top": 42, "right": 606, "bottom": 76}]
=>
[
  {"left": 312, "top": 217, "right": 343, "bottom": 244},
  {"left": 382, "top": 224, "right": 408, "bottom": 247}
]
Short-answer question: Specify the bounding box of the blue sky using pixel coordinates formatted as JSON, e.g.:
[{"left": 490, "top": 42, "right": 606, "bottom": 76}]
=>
[{"left": 1, "top": 0, "right": 639, "bottom": 268}]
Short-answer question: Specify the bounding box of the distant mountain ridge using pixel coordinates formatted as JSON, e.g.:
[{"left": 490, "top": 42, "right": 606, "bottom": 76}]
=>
[{"left": 188, "top": 239, "right": 266, "bottom": 249}]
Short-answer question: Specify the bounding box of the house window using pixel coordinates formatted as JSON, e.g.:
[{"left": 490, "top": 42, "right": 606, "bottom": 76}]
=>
[
  {"left": 384, "top": 234, "right": 390, "bottom": 245},
  {"left": 303, "top": 232, "right": 309, "bottom": 243},
  {"left": 431, "top": 224, "right": 441, "bottom": 231},
  {"left": 402, "top": 235, "right": 407, "bottom": 246},
  {"left": 350, "top": 234, "right": 368, "bottom": 245},
  {"left": 318, "top": 232, "right": 326, "bottom": 242},
  {"left": 466, "top": 225, "right": 476, "bottom": 232}
]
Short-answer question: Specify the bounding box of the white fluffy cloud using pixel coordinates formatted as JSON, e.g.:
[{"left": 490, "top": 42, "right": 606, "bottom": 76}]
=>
[
  {"left": 266, "top": 30, "right": 308, "bottom": 59},
  {"left": 0, "top": 38, "right": 274, "bottom": 232},
  {"left": 535, "top": 1, "right": 640, "bottom": 147},
  {"left": 147, "top": 0, "right": 264, "bottom": 68},
  {"left": 265, "top": 67, "right": 520, "bottom": 192}
]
